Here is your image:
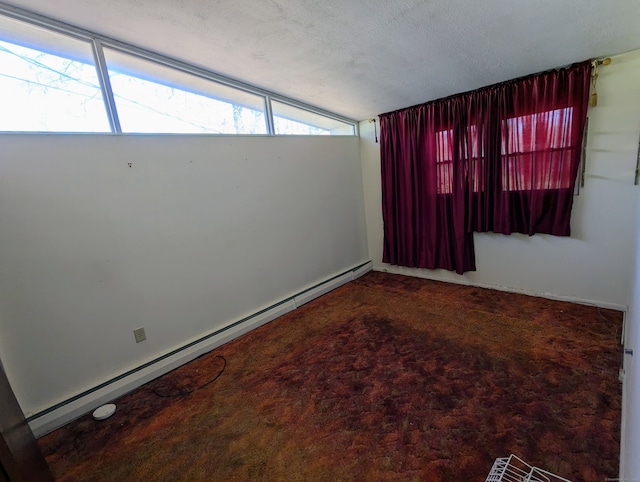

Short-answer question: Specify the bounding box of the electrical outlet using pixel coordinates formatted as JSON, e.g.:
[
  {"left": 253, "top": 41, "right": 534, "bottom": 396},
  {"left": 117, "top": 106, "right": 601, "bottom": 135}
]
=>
[{"left": 133, "top": 327, "right": 146, "bottom": 343}]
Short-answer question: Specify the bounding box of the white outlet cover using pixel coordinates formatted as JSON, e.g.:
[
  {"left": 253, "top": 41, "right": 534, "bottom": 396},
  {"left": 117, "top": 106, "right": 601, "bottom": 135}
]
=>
[{"left": 93, "top": 403, "right": 116, "bottom": 420}]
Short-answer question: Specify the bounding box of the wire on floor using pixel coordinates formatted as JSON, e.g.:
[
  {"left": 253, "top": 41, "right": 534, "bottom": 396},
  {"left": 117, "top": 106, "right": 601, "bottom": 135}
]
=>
[{"left": 152, "top": 355, "right": 227, "bottom": 398}]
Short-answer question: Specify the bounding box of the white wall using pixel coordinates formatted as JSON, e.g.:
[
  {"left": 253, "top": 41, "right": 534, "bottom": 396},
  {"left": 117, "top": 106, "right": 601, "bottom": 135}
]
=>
[
  {"left": 623, "top": 199, "right": 640, "bottom": 479},
  {"left": 360, "top": 49, "right": 640, "bottom": 310},
  {"left": 0, "top": 134, "right": 369, "bottom": 420}
]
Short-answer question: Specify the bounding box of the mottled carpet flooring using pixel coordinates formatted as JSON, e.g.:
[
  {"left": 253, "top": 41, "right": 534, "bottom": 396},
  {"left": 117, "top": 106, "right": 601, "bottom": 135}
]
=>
[{"left": 39, "top": 272, "right": 623, "bottom": 481}]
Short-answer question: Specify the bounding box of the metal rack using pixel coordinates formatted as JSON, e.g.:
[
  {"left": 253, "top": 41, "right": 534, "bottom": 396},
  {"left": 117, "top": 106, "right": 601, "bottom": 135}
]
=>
[{"left": 486, "top": 454, "right": 572, "bottom": 482}]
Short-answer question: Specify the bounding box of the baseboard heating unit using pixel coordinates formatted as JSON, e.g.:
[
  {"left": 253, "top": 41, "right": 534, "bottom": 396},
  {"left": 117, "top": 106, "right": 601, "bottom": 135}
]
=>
[{"left": 27, "top": 260, "right": 373, "bottom": 437}]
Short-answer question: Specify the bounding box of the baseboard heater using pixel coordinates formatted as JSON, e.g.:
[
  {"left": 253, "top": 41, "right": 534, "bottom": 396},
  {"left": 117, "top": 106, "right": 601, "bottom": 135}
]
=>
[{"left": 28, "top": 260, "right": 373, "bottom": 437}]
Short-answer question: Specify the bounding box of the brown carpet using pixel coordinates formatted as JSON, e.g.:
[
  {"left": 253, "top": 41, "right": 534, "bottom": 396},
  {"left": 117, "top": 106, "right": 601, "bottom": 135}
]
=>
[{"left": 39, "top": 271, "right": 623, "bottom": 481}]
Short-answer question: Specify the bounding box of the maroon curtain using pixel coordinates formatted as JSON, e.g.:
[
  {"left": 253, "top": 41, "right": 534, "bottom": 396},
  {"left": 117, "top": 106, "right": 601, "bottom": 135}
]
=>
[{"left": 380, "top": 61, "right": 591, "bottom": 274}]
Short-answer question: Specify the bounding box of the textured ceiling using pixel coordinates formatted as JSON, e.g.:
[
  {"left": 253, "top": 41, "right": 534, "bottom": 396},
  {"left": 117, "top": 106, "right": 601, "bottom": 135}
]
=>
[{"left": 4, "top": 0, "right": 640, "bottom": 121}]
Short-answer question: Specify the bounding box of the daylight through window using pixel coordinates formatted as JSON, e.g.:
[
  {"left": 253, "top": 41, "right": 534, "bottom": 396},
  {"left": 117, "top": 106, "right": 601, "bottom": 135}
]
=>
[
  {"left": 0, "top": 8, "right": 357, "bottom": 136},
  {"left": 103, "top": 47, "right": 268, "bottom": 134},
  {"left": 0, "top": 15, "right": 110, "bottom": 132}
]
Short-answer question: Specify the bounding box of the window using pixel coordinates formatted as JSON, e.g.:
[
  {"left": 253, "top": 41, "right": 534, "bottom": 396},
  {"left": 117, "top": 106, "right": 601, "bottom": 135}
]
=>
[
  {"left": 435, "top": 126, "right": 484, "bottom": 194},
  {"left": 271, "top": 100, "right": 355, "bottom": 136},
  {"left": 435, "top": 129, "right": 453, "bottom": 194},
  {"left": 0, "top": 15, "right": 110, "bottom": 132},
  {"left": 501, "top": 108, "right": 575, "bottom": 191},
  {"left": 103, "top": 48, "right": 267, "bottom": 134},
  {"left": 435, "top": 108, "right": 577, "bottom": 195},
  {"left": 0, "top": 8, "right": 357, "bottom": 136}
]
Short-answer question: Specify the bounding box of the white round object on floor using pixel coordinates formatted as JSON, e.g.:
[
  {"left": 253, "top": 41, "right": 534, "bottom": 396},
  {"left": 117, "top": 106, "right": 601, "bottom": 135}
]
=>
[{"left": 92, "top": 403, "right": 116, "bottom": 420}]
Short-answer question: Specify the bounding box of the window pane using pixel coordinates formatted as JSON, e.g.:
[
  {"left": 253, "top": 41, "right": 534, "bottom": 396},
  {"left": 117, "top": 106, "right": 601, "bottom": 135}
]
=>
[
  {"left": 271, "top": 100, "right": 354, "bottom": 135},
  {"left": 0, "top": 15, "right": 110, "bottom": 132},
  {"left": 502, "top": 108, "right": 573, "bottom": 154},
  {"left": 436, "top": 129, "right": 453, "bottom": 194},
  {"left": 103, "top": 48, "right": 267, "bottom": 134},
  {"left": 501, "top": 108, "right": 575, "bottom": 191}
]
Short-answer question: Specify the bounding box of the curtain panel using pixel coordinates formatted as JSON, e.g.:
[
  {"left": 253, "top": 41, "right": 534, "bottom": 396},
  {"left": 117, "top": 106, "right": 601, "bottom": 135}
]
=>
[{"left": 380, "top": 61, "right": 591, "bottom": 274}]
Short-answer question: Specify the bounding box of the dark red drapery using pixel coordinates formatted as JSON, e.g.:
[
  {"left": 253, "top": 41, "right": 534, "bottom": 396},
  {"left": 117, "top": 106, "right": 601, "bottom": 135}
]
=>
[{"left": 380, "top": 61, "right": 591, "bottom": 274}]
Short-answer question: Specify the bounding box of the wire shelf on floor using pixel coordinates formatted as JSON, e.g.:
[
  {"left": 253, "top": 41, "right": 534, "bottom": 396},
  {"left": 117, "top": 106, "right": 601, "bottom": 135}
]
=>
[{"left": 486, "top": 454, "right": 572, "bottom": 482}]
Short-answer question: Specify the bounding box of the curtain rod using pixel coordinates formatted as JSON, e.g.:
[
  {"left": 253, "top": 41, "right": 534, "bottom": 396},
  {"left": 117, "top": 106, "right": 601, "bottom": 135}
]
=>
[{"left": 380, "top": 60, "right": 593, "bottom": 118}]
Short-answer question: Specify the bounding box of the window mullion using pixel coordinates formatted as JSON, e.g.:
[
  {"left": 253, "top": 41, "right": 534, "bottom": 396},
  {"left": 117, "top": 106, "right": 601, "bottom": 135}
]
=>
[
  {"left": 264, "top": 95, "right": 275, "bottom": 135},
  {"left": 91, "top": 39, "right": 121, "bottom": 133}
]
